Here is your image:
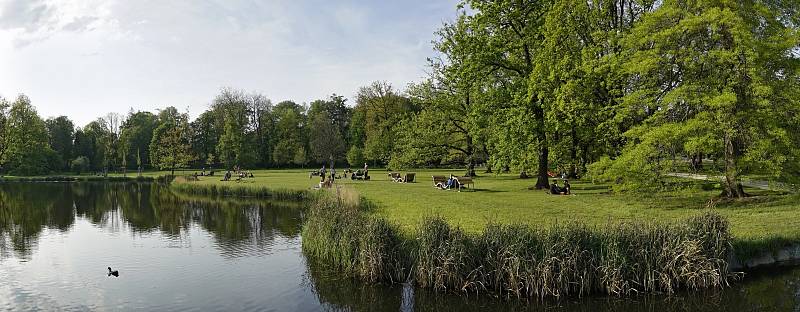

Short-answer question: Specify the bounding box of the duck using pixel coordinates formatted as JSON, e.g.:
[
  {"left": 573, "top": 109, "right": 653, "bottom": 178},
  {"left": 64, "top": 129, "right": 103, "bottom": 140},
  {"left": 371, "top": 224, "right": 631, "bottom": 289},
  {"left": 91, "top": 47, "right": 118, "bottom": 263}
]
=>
[{"left": 107, "top": 267, "right": 119, "bottom": 277}]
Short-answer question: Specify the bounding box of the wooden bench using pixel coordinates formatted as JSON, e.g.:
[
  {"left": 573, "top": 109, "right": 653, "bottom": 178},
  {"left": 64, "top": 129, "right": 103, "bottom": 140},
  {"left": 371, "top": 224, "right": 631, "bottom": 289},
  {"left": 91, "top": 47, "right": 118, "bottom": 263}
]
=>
[
  {"left": 455, "top": 176, "right": 474, "bottom": 191},
  {"left": 402, "top": 172, "right": 416, "bottom": 183},
  {"left": 432, "top": 175, "right": 473, "bottom": 191},
  {"left": 432, "top": 175, "right": 447, "bottom": 187}
]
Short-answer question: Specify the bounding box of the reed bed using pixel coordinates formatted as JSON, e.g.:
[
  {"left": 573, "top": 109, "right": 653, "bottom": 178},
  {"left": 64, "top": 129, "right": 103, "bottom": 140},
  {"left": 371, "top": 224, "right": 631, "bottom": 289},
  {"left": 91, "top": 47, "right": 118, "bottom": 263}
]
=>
[
  {"left": 0, "top": 176, "right": 154, "bottom": 182},
  {"left": 302, "top": 191, "right": 734, "bottom": 300},
  {"left": 169, "top": 182, "right": 311, "bottom": 201}
]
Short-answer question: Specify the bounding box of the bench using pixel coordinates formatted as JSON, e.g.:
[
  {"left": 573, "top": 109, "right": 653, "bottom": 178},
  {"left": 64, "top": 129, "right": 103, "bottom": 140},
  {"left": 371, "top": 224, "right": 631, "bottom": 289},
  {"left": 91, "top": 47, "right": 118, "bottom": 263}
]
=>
[
  {"left": 455, "top": 176, "right": 474, "bottom": 191},
  {"left": 402, "top": 172, "right": 416, "bottom": 183},
  {"left": 432, "top": 175, "right": 474, "bottom": 191},
  {"left": 432, "top": 175, "right": 447, "bottom": 188}
]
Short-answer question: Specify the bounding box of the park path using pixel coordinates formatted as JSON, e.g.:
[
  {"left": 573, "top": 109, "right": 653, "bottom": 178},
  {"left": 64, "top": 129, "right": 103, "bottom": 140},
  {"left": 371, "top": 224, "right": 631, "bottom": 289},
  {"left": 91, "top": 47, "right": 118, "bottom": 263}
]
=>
[{"left": 668, "top": 173, "right": 793, "bottom": 192}]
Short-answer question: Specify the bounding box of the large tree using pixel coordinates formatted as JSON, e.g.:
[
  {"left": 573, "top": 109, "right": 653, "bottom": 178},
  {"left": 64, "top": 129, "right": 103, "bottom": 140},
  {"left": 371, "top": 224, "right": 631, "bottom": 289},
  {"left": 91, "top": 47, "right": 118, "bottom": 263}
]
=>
[
  {"left": 45, "top": 116, "right": 75, "bottom": 171},
  {"left": 149, "top": 107, "right": 193, "bottom": 175},
  {"left": 272, "top": 101, "right": 306, "bottom": 166},
  {"left": 605, "top": 0, "right": 800, "bottom": 197},
  {"left": 120, "top": 111, "right": 159, "bottom": 170},
  {"left": 354, "top": 81, "right": 417, "bottom": 165},
  {"left": 2, "top": 95, "right": 57, "bottom": 175}
]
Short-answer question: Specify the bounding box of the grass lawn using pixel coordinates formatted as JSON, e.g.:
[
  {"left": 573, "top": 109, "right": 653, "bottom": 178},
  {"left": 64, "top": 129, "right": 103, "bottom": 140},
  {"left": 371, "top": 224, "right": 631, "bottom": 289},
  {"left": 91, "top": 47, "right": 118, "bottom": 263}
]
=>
[{"left": 172, "top": 168, "right": 800, "bottom": 245}]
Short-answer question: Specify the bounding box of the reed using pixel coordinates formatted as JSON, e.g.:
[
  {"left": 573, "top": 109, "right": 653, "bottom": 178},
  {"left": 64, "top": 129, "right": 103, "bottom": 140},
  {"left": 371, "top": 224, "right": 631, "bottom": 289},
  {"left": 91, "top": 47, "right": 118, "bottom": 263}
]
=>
[
  {"left": 169, "top": 182, "right": 311, "bottom": 201},
  {"left": 302, "top": 189, "right": 734, "bottom": 300}
]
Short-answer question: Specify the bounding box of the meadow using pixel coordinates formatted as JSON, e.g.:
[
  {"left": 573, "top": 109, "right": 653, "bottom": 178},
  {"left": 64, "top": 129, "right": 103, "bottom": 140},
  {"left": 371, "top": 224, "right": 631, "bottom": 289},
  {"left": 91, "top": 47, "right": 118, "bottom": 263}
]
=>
[{"left": 170, "top": 168, "right": 800, "bottom": 249}]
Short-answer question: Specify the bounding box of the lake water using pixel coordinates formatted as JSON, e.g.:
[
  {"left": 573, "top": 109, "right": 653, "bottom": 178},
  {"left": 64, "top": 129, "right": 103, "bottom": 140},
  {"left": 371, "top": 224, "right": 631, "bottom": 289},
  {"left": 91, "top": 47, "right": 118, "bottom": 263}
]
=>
[{"left": 1, "top": 182, "right": 798, "bottom": 311}]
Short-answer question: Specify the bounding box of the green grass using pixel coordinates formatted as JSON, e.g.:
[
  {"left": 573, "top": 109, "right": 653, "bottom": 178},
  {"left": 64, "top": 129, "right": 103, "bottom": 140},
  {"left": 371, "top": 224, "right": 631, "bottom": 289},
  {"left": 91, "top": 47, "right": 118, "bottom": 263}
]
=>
[
  {"left": 176, "top": 168, "right": 800, "bottom": 247},
  {"left": 17, "top": 168, "right": 796, "bottom": 251}
]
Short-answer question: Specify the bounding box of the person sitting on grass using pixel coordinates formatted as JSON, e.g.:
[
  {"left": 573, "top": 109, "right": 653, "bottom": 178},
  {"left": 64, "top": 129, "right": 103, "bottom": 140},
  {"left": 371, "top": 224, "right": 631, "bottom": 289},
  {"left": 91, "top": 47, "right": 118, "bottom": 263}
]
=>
[
  {"left": 562, "top": 180, "right": 571, "bottom": 195},
  {"left": 549, "top": 180, "right": 562, "bottom": 195}
]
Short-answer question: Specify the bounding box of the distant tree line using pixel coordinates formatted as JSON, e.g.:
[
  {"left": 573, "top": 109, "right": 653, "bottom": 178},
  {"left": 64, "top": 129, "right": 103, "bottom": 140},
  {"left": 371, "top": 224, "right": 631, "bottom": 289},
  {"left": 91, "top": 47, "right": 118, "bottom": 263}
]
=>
[
  {"left": 0, "top": 83, "right": 417, "bottom": 177},
  {"left": 1, "top": 0, "right": 798, "bottom": 199}
]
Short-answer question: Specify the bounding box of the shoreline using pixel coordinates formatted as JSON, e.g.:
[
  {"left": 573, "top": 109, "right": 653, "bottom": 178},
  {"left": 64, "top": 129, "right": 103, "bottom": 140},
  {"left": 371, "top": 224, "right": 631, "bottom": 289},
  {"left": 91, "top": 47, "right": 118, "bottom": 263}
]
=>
[{"left": 5, "top": 177, "right": 800, "bottom": 299}]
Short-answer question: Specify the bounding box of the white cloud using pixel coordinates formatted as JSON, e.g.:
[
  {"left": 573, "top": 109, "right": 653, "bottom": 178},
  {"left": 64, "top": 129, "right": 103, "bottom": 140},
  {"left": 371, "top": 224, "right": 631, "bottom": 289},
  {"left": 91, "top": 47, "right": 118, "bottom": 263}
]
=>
[{"left": 0, "top": 0, "right": 460, "bottom": 126}]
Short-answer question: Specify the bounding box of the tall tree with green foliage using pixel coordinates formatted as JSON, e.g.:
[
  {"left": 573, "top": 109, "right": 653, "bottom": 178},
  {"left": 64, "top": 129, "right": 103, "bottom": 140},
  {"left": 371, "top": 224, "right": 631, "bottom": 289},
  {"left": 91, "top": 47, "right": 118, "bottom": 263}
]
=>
[
  {"left": 272, "top": 101, "right": 306, "bottom": 166},
  {"left": 602, "top": 0, "right": 800, "bottom": 197},
  {"left": 45, "top": 116, "right": 75, "bottom": 171},
  {"left": 120, "top": 111, "right": 158, "bottom": 170},
  {"left": 354, "top": 81, "right": 416, "bottom": 165},
  {"left": 2, "top": 95, "right": 57, "bottom": 175},
  {"left": 149, "top": 107, "right": 193, "bottom": 175}
]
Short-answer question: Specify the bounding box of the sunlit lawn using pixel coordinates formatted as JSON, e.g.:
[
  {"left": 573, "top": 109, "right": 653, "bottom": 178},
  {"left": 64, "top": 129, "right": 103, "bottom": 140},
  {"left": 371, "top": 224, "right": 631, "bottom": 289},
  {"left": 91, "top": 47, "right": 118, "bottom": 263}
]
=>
[{"left": 164, "top": 168, "right": 800, "bottom": 244}]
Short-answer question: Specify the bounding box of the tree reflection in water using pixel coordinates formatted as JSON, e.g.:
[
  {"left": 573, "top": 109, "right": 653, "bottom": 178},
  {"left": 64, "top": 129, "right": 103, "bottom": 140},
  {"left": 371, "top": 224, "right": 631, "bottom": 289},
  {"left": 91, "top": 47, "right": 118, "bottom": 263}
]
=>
[{"left": 0, "top": 182, "right": 303, "bottom": 261}]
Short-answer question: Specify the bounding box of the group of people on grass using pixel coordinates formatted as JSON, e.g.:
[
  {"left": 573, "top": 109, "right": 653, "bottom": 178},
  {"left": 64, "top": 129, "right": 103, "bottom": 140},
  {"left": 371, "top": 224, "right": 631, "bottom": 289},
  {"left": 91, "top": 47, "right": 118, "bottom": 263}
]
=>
[
  {"left": 220, "top": 166, "right": 254, "bottom": 182},
  {"left": 315, "top": 163, "right": 369, "bottom": 189}
]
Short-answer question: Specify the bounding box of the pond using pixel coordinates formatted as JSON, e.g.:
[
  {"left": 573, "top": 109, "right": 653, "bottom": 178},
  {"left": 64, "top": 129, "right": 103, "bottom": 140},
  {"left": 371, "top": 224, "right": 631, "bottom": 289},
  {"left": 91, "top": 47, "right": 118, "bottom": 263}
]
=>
[{"left": 0, "top": 182, "right": 798, "bottom": 311}]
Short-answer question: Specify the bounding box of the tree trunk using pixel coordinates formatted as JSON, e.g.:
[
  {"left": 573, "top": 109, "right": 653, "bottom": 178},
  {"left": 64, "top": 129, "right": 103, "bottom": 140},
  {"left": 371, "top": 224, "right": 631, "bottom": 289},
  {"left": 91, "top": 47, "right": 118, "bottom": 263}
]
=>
[
  {"left": 533, "top": 99, "right": 549, "bottom": 189},
  {"left": 567, "top": 126, "right": 578, "bottom": 179},
  {"left": 535, "top": 144, "right": 550, "bottom": 189},
  {"left": 465, "top": 135, "right": 475, "bottom": 177},
  {"left": 723, "top": 134, "right": 745, "bottom": 198}
]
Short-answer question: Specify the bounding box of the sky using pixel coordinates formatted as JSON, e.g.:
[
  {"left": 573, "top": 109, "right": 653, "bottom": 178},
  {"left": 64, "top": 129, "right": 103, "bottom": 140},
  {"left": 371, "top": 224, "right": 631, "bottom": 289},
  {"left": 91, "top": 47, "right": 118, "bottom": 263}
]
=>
[{"left": 0, "top": 0, "right": 460, "bottom": 126}]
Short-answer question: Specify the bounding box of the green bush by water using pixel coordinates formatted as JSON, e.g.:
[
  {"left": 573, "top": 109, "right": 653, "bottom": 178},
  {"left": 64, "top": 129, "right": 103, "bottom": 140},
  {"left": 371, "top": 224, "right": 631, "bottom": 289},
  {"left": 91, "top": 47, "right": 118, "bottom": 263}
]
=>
[{"left": 302, "top": 194, "right": 734, "bottom": 300}]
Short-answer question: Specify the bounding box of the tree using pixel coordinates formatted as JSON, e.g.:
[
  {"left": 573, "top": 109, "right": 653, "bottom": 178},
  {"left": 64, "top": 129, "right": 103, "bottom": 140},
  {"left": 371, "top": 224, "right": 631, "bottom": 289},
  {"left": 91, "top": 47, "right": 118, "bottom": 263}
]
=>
[
  {"left": 149, "top": 107, "right": 193, "bottom": 175},
  {"left": 605, "top": 0, "right": 800, "bottom": 197},
  {"left": 0, "top": 97, "right": 9, "bottom": 172},
  {"left": 45, "top": 116, "right": 75, "bottom": 171},
  {"left": 308, "top": 111, "right": 345, "bottom": 164},
  {"left": 354, "top": 81, "right": 417, "bottom": 164},
  {"left": 346, "top": 145, "right": 365, "bottom": 167},
  {"left": 212, "top": 88, "right": 255, "bottom": 169},
  {"left": 70, "top": 156, "right": 89, "bottom": 175},
  {"left": 120, "top": 111, "right": 158, "bottom": 170},
  {"left": 3, "top": 95, "right": 57, "bottom": 175},
  {"left": 272, "top": 101, "right": 306, "bottom": 166}
]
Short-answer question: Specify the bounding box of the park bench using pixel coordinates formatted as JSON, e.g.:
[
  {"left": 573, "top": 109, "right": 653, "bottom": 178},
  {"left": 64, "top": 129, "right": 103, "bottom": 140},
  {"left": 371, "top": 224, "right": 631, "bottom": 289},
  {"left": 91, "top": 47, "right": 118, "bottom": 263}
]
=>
[
  {"left": 432, "top": 175, "right": 447, "bottom": 188},
  {"left": 389, "top": 172, "right": 401, "bottom": 182},
  {"left": 455, "top": 176, "right": 474, "bottom": 191},
  {"left": 402, "top": 172, "right": 416, "bottom": 183}
]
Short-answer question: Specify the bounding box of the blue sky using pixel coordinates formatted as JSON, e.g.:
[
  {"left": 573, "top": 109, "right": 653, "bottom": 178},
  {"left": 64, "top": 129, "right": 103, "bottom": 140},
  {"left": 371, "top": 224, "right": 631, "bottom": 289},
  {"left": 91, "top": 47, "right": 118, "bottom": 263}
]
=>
[{"left": 0, "top": 0, "right": 460, "bottom": 126}]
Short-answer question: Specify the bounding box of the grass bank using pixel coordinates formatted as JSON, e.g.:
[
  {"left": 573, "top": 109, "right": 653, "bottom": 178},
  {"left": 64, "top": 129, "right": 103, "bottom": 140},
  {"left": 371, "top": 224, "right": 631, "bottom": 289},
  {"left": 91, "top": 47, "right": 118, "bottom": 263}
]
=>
[
  {"left": 176, "top": 169, "right": 800, "bottom": 255},
  {"left": 302, "top": 190, "right": 733, "bottom": 299}
]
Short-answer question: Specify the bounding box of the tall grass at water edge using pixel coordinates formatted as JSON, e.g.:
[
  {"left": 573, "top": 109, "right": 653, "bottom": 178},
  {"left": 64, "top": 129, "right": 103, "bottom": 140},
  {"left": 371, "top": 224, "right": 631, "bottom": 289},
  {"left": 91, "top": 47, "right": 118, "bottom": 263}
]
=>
[
  {"left": 169, "top": 182, "right": 311, "bottom": 201},
  {"left": 302, "top": 188, "right": 734, "bottom": 300}
]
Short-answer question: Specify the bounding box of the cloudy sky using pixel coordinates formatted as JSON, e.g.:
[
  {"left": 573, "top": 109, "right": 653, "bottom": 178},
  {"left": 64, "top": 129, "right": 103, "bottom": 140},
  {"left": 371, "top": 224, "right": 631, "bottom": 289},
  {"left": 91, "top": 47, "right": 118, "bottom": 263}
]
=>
[{"left": 0, "top": 0, "right": 460, "bottom": 126}]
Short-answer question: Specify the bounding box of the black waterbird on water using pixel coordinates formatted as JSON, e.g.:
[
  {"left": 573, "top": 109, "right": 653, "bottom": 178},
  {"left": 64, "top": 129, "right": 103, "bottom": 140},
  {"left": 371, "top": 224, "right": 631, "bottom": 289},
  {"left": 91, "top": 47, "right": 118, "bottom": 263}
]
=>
[{"left": 108, "top": 267, "right": 119, "bottom": 277}]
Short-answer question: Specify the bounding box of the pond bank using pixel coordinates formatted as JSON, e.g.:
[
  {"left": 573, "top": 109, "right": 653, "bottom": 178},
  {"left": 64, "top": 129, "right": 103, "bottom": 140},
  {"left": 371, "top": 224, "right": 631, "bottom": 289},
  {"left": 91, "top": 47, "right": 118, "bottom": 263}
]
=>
[{"left": 165, "top": 180, "right": 800, "bottom": 299}]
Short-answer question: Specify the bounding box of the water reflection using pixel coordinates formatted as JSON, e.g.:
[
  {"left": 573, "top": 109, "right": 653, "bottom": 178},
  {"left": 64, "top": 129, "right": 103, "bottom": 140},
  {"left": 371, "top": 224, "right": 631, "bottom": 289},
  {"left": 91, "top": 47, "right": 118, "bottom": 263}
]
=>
[
  {"left": 0, "top": 182, "right": 303, "bottom": 261},
  {"left": 0, "top": 182, "right": 799, "bottom": 311}
]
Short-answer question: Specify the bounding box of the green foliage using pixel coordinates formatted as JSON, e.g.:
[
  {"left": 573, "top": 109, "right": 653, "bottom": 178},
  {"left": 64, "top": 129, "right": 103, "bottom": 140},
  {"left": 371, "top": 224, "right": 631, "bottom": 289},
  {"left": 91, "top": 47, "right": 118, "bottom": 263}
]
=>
[
  {"left": 2, "top": 95, "right": 57, "bottom": 175},
  {"left": 149, "top": 107, "right": 193, "bottom": 174},
  {"left": 70, "top": 156, "right": 89, "bottom": 175},
  {"left": 346, "top": 146, "right": 365, "bottom": 168},
  {"left": 45, "top": 116, "right": 75, "bottom": 170}
]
